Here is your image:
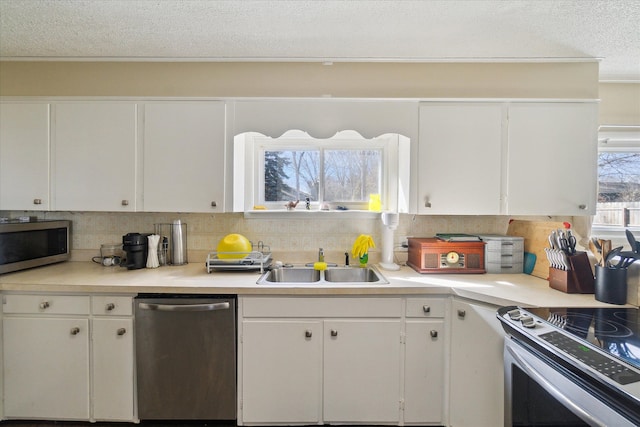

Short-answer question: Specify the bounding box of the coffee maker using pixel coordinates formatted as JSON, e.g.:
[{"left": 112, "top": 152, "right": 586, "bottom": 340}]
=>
[{"left": 122, "top": 233, "right": 149, "bottom": 270}]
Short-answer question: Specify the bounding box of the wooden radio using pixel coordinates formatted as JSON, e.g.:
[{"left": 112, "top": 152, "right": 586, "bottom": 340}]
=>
[{"left": 407, "top": 238, "right": 486, "bottom": 274}]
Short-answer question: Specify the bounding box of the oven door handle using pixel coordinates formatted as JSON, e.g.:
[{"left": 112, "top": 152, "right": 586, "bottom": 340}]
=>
[
  {"left": 138, "top": 302, "right": 230, "bottom": 312},
  {"left": 507, "top": 343, "right": 608, "bottom": 427}
]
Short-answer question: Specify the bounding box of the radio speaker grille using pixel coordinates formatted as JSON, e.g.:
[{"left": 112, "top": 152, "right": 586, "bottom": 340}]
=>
[
  {"left": 466, "top": 253, "right": 481, "bottom": 269},
  {"left": 423, "top": 253, "right": 439, "bottom": 269}
]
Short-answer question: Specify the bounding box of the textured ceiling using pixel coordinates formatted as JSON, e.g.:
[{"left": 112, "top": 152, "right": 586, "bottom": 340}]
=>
[{"left": 1, "top": 0, "right": 639, "bottom": 80}]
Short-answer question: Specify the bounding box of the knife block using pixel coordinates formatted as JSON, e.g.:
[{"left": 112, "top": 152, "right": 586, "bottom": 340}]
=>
[{"left": 548, "top": 251, "right": 595, "bottom": 294}]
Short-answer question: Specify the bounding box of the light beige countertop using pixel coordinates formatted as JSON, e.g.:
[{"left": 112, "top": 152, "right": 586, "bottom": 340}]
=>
[{"left": 0, "top": 261, "right": 626, "bottom": 309}]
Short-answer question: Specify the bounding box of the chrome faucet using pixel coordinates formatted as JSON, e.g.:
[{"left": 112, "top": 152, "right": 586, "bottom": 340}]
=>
[{"left": 318, "top": 248, "right": 325, "bottom": 262}]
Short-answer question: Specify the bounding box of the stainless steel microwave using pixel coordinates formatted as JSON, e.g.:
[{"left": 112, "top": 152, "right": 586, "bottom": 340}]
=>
[{"left": 0, "top": 220, "right": 71, "bottom": 274}]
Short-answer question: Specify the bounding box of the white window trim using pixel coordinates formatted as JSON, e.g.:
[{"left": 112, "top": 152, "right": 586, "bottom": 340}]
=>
[{"left": 233, "top": 129, "right": 410, "bottom": 216}]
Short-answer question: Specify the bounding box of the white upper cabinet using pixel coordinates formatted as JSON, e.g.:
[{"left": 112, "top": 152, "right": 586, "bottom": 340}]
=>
[
  {"left": 417, "top": 101, "right": 598, "bottom": 215},
  {"left": 506, "top": 102, "right": 598, "bottom": 215},
  {"left": 142, "top": 102, "right": 226, "bottom": 212},
  {"left": 52, "top": 102, "right": 137, "bottom": 211},
  {"left": 0, "top": 102, "right": 51, "bottom": 210},
  {"left": 418, "top": 103, "right": 505, "bottom": 214}
]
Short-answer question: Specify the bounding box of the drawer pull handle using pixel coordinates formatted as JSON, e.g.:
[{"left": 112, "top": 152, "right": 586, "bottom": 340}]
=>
[
  {"left": 105, "top": 303, "right": 116, "bottom": 311},
  {"left": 117, "top": 328, "right": 127, "bottom": 336},
  {"left": 330, "top": 329, "right": 338, "bottom": 337},
  {"left": 39, "top": 301, "right": 50, "bottom": 310},
  {"left": 70, "top": 327, "right": 80, "bottom": 336},
  {"left": 458, "top": 309, "right": 466, "bottom": 318},
  {"left": 305, "top": 330, "right": 312, "bottom": 338},
  {"left": 430, "top": 330, "right": 438, "bottom": 338},
  {"left": 423, "top": 305, "right": 431, "bottom": 313}
]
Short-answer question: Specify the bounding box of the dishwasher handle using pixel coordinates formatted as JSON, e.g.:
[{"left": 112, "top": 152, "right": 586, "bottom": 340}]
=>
[{"left": 138, "top": 301, "right": 230, "bottom": 312}]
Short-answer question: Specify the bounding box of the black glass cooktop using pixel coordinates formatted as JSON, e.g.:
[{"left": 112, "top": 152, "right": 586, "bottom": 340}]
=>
[{"left": 526, "top": 307, "right": 640, "bottom": 371}]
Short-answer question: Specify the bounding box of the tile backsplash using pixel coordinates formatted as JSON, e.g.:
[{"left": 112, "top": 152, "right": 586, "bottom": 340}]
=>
[
  {"left": 3, "top": 211, "right": 510, "bottom": 262},
  {"left": 3, "top": 210, "right": 638, "bottom": 306}
]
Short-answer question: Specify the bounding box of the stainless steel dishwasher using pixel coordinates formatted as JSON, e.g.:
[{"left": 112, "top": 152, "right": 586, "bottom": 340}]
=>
[{"left": 135, "top": 294, "right": 236, "bottom": 420}]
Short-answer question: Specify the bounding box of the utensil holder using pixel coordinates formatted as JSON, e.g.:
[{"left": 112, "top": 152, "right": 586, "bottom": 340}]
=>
[
  {"left": 595, "top": 265, "right": 627, "bottom": 305},
  {"left": 154, "top": 222, "right": 188, "bottom": 265},
  {"left": 548, "top": 251, "right": 594, "bottom": 294}
]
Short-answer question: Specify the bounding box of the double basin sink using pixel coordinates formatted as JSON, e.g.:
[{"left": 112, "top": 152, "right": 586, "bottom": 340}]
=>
[{"left": 257, "top": 266, "right": 389, "bottom": 285}]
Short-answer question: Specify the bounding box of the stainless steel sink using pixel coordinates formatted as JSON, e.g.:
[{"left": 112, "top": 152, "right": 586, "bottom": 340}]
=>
[
  {"left": 257, "top": 266, "right": 388, "bottom": 285},
  {"left": 324, "top": 267, "right": 383, "bottom": 283},
  {"left": 262, "top": 267, "right": 321, "bottom": 283}
]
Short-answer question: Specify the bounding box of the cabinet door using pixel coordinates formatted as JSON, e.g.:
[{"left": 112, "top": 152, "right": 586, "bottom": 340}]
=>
[
  {"left": 404, "top": 320, "right": 445, "bottom": 424},
  {"left": 418, "top": 103, "right": 504, "bottom": 214},
  {"left": 143, "top": 102, "right": 226, "bottom": 212},
  {"left": 507, "top": 102, "right": 598, "bottom": 215},
  {"left": 53, "top": 102, "right": 137, "bottom": 211},
  {"left": 449, "top": 299, "right": 506, "bottom": 427},
  {"left": 0, "top": 102, "right": 50, "bottom": 210},
  {"left": 323, "top": 319, "right": 402, "bottom": 423},
  {"left": 3, "top": 317, "right": 90, "bottom": 419},
  {"left": 241, "top": 320, "right": 322, "bottom": 424},
  {"left": 92, "top": 318, "right": 134, "bottom": 421}
]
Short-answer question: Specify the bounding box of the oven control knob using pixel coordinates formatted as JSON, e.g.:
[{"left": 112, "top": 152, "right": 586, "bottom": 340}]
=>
[
  {"left": 520, "top": 316, "right": 536, "bottom": 328},
  {"left": 507, "top": 309, "right": 521, "bottom": 321}
]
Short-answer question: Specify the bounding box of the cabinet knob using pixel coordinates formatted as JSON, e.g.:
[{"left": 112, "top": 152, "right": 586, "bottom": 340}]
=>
[
  {"left": 457, "top": 309, "right": 466, "bottom": 318},
  {"left": 305, "top": 330, "right": 312, "bottom": 338},
  {"left": 117, "top": 328, "right": 127, "bottom": 336},
  {"left": 121, "top": 200, "right": 129, "bottom": 206},
  {"left": 424, "top": 198, "right": 432, "bottom": 208},
  {"left": 430, "top": 330, "right": 438, "bottom": 338},
  {"left": 33, "top": 198, "right": 42, "bottom": 205},
  {"left": 211, "top": 201, "right": 217, "bottom": 207},
  {"left": 39, "top": 301, "right": 50, "bottom": 310},
  {"left": 423, "top": 305, "right": 431, "bottom": 313},
  {"left": 70, "top": 327, "right": 80, "bottom": 335},
  {"left": 105, "top": 303, "right": 116, "bottom": 311},
  {"left": 330, "top": 329, "right": 338, "bottom": 337},
  {"left": 578, "top": 204, "right": 587, "bottom": 210}
]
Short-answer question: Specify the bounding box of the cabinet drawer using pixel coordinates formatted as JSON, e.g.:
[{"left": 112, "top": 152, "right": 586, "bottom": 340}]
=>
[
  {"left": 3, "top": 294, "right": 90, "bottom": 315},
  {"left": 242, "top": 297, "right": 403, "bottom": 318},
  {"left": 91, "top": 296, "right": 133, "bottom": 316},
  {"left": 406, "top": 298, "right": 447, "bottom": 318}
]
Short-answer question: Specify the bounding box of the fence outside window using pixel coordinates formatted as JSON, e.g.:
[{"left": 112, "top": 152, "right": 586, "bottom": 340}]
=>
[{"left": 593, "top": 202, "right": 640, "bottom": 227}]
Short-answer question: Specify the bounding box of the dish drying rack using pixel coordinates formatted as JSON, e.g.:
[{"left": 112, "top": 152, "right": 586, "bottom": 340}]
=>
[{"left": 206, "top": 241, "right": 272, "bottom": 273}]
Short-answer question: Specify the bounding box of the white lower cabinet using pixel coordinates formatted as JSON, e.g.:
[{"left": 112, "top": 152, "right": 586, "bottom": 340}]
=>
[
  {"left": 1, "top": 294, "right": 135, "bottom": 421},
  {"left": 323, "top": 319, "right": 402, "bottom": 423},
  {"left": 92, "top": 317, "right": 134, "bottom": 421},
  {"left": 242, "top": 320, "right": 322, "bottom": 424},
  {"left": 404, "top": 297, "right": 447, "bottom": 425},
  {"left": 239, "top": 297, "right": 404, "bottom": 425},
  {"left": 239, "top": 296, "right": 450, "bottom": 426},
  {"left": 449, "top": 298, "right": 506, "bottom": 427},
  {"left": 3, "top": 316, "right": 91, "bottom": 419}
]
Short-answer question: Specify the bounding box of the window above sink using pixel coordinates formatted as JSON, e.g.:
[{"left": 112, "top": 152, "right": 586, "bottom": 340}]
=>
[{"left": 233, "top": 129, "right": 410, "bottom": 216}]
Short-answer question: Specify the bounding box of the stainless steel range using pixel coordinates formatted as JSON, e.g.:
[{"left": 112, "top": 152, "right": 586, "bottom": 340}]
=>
[{"left": 497, "top": 306, "right": 640, "bottom": 426}]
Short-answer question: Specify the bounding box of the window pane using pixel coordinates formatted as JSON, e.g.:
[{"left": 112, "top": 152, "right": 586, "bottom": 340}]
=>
[
  {"left": 324, "top": 149, "right": 381, "bottom": 202},
  {"left": 264, "top": 150, "right": 319, "bottom": 202},
  {"left": 595, "top": 151, "right": 640, "bottom": 227}
]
